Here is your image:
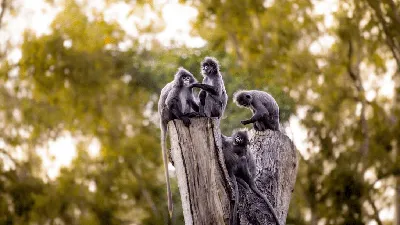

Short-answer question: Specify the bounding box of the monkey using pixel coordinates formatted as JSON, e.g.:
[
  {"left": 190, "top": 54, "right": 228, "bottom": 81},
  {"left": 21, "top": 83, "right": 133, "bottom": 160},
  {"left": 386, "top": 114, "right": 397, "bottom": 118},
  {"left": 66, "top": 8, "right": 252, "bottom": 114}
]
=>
[
  {"left": 189, "top": 57, "right": 228, "bottom": 118},
  {"left": 158, "top": 67, "right": 199, "bottom": 218},
  {"left": 222, "top": 130, "right": 281, "bottom": 225},
  {"left": 233, "top": 90, "right": 280, "bottom": 131}
]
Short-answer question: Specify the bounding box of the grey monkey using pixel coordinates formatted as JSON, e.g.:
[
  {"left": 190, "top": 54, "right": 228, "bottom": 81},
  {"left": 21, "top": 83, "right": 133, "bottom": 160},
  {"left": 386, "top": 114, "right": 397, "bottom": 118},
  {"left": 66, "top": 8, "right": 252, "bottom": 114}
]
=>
[
  {"left": 222, "top": 130, "right": 281, "bottom": 225},
  {"left": 158, "top": 68, "right": 199, "bottom": 218},
  {"left": 190, "top": 57, "right": 228, "bottom": 118},
  {"left": 233, "top": 90, "right": 280, "bottom": 131}
]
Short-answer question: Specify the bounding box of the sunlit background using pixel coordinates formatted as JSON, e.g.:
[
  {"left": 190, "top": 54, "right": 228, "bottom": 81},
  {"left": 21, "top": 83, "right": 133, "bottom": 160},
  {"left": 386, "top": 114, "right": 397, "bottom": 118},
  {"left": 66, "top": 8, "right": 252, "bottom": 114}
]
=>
[{"left": 0, "top": 0, "right": 399, "bottom": 224}]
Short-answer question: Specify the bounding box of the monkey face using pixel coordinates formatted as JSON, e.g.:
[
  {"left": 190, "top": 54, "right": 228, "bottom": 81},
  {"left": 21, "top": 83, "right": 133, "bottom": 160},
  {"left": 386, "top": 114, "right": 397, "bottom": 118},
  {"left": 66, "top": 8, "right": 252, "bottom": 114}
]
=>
[
  {"left": 181, "top": 75, "right": 191, "bottom": 86},
  {"left": 232, "top": 131, "right": 248, "bottom": 146},
  {"left": 175, "top": 68, "right": 197, "bottom": 87},
  {"left": 236, "top": 93, "right": 252, "bottom": 107},
  {"left": 201, "top": 57, "right": 219, "bottom": 76},
  {"left": 234, "top": 136, "right": 243, "bottom": 145}
]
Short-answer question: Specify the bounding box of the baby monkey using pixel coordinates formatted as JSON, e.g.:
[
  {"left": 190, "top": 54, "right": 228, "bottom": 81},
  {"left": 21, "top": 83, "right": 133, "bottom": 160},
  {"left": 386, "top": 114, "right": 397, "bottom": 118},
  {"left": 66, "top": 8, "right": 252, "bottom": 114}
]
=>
[{"left": 222, "top": 130, "right": 281, "bottom": 225}]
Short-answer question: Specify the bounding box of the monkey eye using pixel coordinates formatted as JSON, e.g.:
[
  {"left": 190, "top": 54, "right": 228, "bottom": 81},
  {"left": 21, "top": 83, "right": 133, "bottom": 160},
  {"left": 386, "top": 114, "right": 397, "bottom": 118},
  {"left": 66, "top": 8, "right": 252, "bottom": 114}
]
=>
[
  {"left": 204, "top": 65, "right": 208, "bottom": 70},
  {"left": 245, "top": 95, "right": 251, "bottom": 99}
]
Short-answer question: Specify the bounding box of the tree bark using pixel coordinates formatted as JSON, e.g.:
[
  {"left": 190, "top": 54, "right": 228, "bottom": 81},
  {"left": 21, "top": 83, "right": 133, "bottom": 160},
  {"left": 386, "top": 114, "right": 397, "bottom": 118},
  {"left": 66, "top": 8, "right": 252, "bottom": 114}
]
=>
[{"left": 168, "top": 118, "right": 298, "bottom": 225}]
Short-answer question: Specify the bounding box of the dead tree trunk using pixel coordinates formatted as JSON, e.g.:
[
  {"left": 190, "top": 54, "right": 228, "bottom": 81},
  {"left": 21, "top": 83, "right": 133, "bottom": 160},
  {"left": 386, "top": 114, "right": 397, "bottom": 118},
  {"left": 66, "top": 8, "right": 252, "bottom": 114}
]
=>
[{"left": 168, "top": 118, "right": 298, "bottom": 225}]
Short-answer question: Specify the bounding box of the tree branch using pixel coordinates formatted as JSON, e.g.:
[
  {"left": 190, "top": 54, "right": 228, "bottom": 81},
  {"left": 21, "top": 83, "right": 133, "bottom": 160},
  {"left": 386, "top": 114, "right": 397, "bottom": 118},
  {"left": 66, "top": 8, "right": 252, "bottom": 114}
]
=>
[
  {"left": 0, "top": 147, "right": 19, "bottom": 166},
  {"left": 367, "top": 193, "right": 383, "bottom": 225},
  {"left": 347, "top": 39, "right": 369, "bottom": 158},
  {"left": 384, "top": 0, "right": 400, "bottom": 27},
  {"left": 0, "top": 0, "right": 7, "bottom": 30},
  {"left": 366, "top": 0, "right": 400, "bottom": 67}
]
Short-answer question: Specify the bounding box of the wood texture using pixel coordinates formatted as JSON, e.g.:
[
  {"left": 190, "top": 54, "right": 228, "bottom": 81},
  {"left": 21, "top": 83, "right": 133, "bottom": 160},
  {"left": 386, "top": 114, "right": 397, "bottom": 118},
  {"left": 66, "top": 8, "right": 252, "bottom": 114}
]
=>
[
  {"left": 168, "top": 118, "right": 298, "bottom": 225},
  {"left": 237, "top": 129, "right": 298, "bottom": 225},
  {"left": 168, "top": 118, "right": 231, "bottom": 225}
]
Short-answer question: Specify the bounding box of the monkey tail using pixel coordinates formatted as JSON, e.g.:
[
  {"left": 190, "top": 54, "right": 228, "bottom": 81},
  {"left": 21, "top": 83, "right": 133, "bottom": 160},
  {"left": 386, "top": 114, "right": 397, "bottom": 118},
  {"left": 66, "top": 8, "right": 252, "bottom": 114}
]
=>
[
  {"left": 237, "top": 178, "right": 281, "bottom": 225},
  {"left": 161, "top": 121, "right": 173, "bottom": 219}
]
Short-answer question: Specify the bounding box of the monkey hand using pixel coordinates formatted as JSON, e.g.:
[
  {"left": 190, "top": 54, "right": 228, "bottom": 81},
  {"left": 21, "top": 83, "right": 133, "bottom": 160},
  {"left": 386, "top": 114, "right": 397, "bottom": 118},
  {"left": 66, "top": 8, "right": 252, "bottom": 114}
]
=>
[
  {"left": 182, "top": 117, "right": 191, "bottom": 127},
  {"left": 241, "top": 120, "right": 250, "bottom": 125}
]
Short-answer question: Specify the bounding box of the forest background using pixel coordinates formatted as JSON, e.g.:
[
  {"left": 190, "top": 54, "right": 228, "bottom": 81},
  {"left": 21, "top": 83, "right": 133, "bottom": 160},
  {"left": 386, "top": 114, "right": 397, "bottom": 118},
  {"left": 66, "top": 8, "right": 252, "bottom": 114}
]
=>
[{"left": 0, "top": 0, "right": 400, "bottom": 224}]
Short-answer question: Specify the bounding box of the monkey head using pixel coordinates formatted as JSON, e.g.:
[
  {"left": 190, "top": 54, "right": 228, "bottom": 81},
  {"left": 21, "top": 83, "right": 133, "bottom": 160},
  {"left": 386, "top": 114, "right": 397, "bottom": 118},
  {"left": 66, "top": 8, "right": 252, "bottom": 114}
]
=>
[
  {"left": 201, "top": 57, "right": 220, "bottom": 76},
  {"left": 175, "top": 67, "right": 197, "bottom": 87},
  {"left": 232, "top": 130, "right": 249, "bottom": 147},
  {"left": 233, "top": 90, "right": 252, "bottom": 107}
]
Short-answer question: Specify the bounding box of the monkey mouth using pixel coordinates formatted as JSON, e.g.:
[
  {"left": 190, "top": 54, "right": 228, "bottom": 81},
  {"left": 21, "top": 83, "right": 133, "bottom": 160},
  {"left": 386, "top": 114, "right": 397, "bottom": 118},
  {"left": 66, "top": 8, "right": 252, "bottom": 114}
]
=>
[
  {"left": 184, "top": 80, "right": 190, "bottom": 86},
  {"left": 239, "top": 101, "right": 249, "bottom": 107},
  {"left": 202, "top": 67, "right": 214, "bottom": 75}
]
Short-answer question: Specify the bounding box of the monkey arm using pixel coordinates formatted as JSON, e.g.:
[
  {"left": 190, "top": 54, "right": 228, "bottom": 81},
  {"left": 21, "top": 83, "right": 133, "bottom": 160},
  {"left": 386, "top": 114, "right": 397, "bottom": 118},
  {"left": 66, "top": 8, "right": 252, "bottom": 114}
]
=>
[
  {"left": 184, "top": 98, "right": 201, "bottom": 117},
  {"left": 190, "top": 83, "right": 219, "bottom": 95},
  {"left": 242, "top": 101, "right": 270, "bottom": 125},
  {"left": 167, "top": 98, "right": 183, "bottom": 117},
  {"left": 167, "top": 97, "right": 191, "bottom": 126},
  {"left": 241, "top": 112, "right": 265, "bottom": 125},
  {"left": 187, "top": 98, "right": 199, "bottom": 112}
]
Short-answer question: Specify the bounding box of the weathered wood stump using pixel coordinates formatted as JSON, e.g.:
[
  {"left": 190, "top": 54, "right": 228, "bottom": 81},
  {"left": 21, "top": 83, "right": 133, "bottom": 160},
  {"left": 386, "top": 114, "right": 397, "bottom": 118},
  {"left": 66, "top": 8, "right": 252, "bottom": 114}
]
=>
[{"left": 168, "top": 118, "right": 298, "bottom": 225}]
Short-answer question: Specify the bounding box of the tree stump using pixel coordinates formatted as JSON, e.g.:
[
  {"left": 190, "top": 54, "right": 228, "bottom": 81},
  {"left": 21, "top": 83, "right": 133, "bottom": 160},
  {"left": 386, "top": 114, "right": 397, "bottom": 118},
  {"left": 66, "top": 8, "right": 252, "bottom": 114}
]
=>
[{"left": 168, "top": 118, "right": 298, "bottom": 225}]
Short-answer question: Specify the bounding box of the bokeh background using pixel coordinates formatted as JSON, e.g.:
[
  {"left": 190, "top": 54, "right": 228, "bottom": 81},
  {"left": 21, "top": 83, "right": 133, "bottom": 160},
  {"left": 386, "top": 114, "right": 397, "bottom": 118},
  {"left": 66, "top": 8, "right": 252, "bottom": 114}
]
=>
[{"left": 0, "top": 0, "right": 399, "bottom": 224}]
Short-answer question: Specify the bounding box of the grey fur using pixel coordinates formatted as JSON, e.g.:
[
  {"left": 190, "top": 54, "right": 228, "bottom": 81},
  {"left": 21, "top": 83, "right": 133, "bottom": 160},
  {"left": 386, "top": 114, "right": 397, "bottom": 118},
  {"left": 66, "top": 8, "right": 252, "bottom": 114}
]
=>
[
  {"left": 158, "top": 68, "right": 199, "bottom": 218},
  {"left": 190, "top": 57, "right": 228, "bottom": 118},
  {"left": 222, "top": 129, "right": 281, "bottom": 225},
  {"left": 233, "top": 90, "right": 280, "bottom": 131}
]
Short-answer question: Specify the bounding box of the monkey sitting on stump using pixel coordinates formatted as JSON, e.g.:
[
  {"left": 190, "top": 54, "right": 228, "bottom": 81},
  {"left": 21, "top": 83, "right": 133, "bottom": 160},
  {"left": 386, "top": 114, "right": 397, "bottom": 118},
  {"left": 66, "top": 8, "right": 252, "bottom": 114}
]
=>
[
  {"left": 233, "top": 90, "right": 280, "bottom": 131},
  {"left": 189, "top": 57, "right": 228, "bottom": 118},
  {"left": 158, "top": 68, "right": 199, "bottom": 218},
  {"left": 222, "top": 129, "right": 281, "bottom": 225}
]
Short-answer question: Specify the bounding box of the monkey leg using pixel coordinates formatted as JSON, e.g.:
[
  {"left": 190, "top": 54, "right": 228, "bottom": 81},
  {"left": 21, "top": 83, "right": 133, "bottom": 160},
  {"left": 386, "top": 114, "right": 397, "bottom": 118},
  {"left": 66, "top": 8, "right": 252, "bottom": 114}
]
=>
[
  {"left": 262, "top": 115, "right": 280, "bottom": 131},
  {"left": 198, "top": 90, "right": 207, "bottom": 117},
  {"left": 253, "top": 121, "right": 267, "bottom": 131},
  {"left": 210, "top": 104, "right": 222, "bottom": 118},
  {"left": 268, "top": 116, "right": 280, "bottom": 131},
  {"left": 168, "top": 99, "right": 191, "bottom": 127},
  {"left": 187, "top": 98, "right": 199, "bottom": 113}
]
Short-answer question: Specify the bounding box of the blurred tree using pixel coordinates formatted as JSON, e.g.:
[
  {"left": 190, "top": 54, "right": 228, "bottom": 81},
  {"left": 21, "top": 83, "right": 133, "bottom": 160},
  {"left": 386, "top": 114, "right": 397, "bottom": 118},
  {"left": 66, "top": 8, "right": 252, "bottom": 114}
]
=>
[
  {"left": 362, "top": 1, "right": 400, "bottom": 224},
  {"left": 1, "top": 0, "right": 400, "bottom": 224},
  {"left": 186, "top": 0, "right": 400, "bottom": 224},
  {"left": 0, "top": 0, "right": 206, "bottom": 224}
]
